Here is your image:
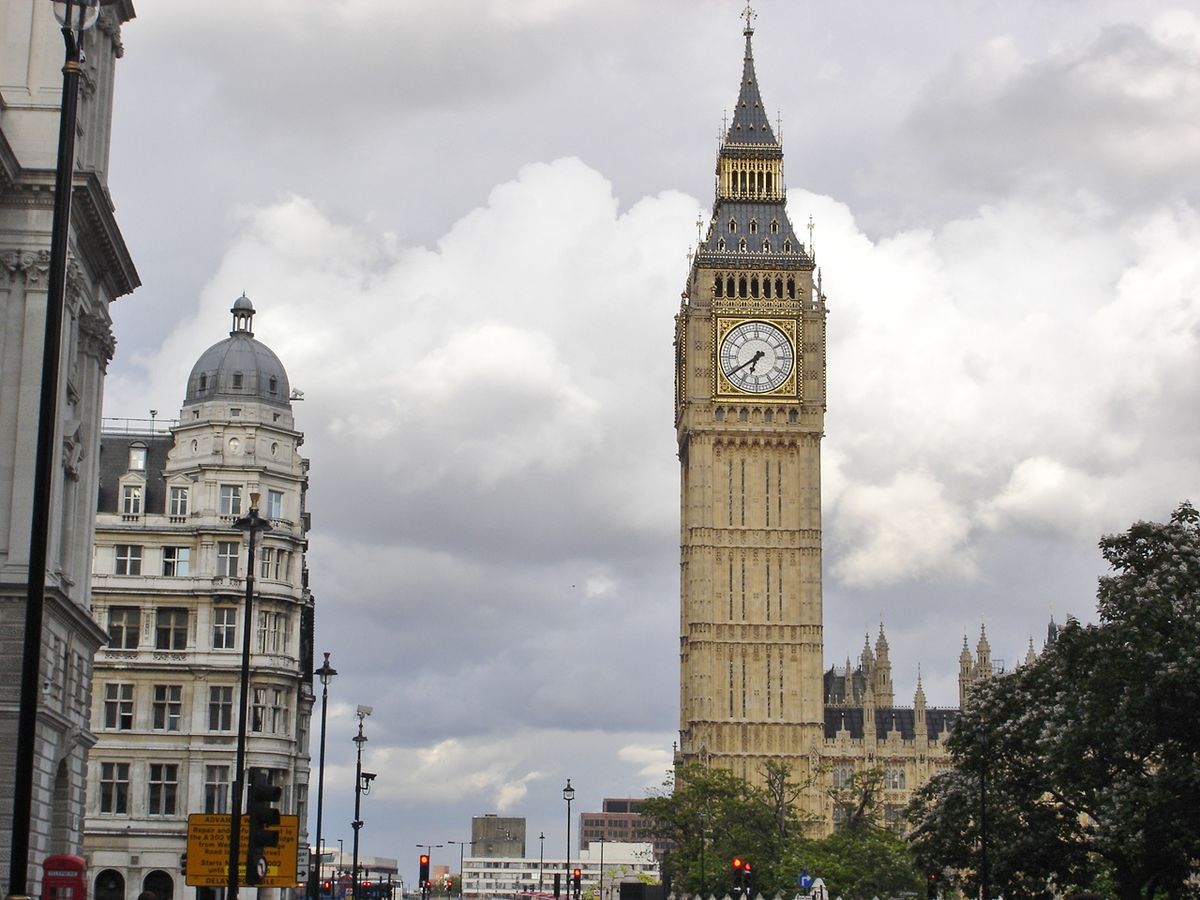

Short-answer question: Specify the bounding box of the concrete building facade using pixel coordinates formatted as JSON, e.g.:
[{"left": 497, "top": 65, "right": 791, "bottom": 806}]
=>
[
  {"left": 0, "top": 1, "right": 138, "bottom": 890},
  {"left": 84, "top": 298, "right": 314, "bottom": 900}
]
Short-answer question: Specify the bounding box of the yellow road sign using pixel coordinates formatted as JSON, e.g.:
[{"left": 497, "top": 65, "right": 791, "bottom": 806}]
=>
[{"left": 186, "top": 813, "right": 301, "bottom": 887}]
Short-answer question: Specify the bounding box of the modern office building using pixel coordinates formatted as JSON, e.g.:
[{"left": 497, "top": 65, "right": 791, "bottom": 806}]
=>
[
  {"left": 462, "top": 843, "right": 657, "bottom": 900},
  {"left": 0, "top": 1, "right": 138, "bottom": 891},
  {"left": 83, "top": 297, "right": 315, "bottom": 900}
]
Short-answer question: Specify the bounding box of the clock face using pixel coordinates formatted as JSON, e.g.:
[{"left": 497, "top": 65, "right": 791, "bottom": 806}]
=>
[{"left": 719, "top": 320, "right": 794, "bottom": 393}]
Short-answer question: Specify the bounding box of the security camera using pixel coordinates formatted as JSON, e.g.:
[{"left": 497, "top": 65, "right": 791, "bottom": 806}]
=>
[
  {"left": 356, "top": 704, "right": 373, "bottom": 717},
  {"left": 362, "top": 772, "right": 377, "bottom": 783}
]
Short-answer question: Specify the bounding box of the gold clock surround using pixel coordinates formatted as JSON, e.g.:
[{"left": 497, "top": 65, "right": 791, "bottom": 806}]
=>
[{"left": 713, "top": 316, "right": 801, "bottom": 400}]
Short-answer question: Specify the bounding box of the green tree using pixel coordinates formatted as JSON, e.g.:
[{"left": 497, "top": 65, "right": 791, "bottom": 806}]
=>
[
  {"left": 908, "top": 502, "right": 1200, "bottom": 900},
  {"left": 785, "top": 826, "right": 923, "bottom": 900},
  {"left": 641, "top": 763, "right": 804, "bottom": 897}
]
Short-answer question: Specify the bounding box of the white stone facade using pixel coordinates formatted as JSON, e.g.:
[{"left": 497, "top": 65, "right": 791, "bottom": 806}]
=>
[
  {"left": 0, "top": 1, "right": 139, "bottom": 892},
  {"left": 84, "top": 303, "right": 314, "bottom": 900}
]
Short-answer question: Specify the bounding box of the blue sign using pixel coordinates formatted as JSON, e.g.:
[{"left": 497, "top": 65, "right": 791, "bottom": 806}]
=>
[{"left": 798, "top": 873, "right": 814, "bottom": 890}]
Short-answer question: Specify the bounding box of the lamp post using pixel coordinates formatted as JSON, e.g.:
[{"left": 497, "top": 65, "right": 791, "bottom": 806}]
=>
[
  {"left": 311, "top": 653, "right": 338, "bottom": 900},
  {"left": 226, "top": 492, "right": 273, "bottom": 900},
  {"left": 7, "top": 3, "right": 114, "bottom": 898},
  {"left": 562, "top": 779, "right": 575, "bottom": 894},
  {"left": 447, "top": 840, "right": 477, "bottom": 900},
  {"left": 352, "top": 706, "right": 376, "bottom": 900},
  {"left": 977, "top": 724, "right": 990, "bottom": 900},
  {"left": 416, "top": 844, "right": 443, "bottom": 900},
  {"left": 538, "top": 832, "right": 545, "bottom": 894},
  {"left": 597, "top": 838, "right": 605, "bottom": 900}
]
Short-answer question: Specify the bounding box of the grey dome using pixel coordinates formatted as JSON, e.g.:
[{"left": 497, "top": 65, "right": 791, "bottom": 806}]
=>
[{"left": 184, "top": 295, "right": 291, "bottom": 408}]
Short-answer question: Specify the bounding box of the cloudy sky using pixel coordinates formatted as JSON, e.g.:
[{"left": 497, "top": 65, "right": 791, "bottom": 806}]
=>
[{"left": 100, "top": 0, "right": 1200, "bottom": 874}]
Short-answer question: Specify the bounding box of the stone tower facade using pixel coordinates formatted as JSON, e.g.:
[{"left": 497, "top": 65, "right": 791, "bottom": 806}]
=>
[
  {"left": 84, "top": 298, "right": 314, "bottom": 900},
  {"left": 0, "top": 2, "right": 138, "bottom": 888},
  {"left": 674, "top": 14, "right": 828, "bottom": 790}
]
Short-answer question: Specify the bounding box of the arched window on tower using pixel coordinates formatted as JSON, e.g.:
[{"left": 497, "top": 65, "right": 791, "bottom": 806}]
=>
[
  {"left": 750, "top": 277, "right": 759, "bottom": 298},
  {"left": 728, "top": 218, "right": 737, "bottom": 233},
  {"left": 766, "top": 172, "right": 774, "bottom": 195},
  {"left": 714, "top": 274, "right": 724, "bottom": 298},
  {"left": 770, "top": 219, "right": 779, "bottom": 234},
  {"left": 763, "top": 278, "right": 773, "bottom": 299},
  {"left": 783, "top": 240, "right": 792, "bottom": 252},
  {"left": 749, "top": 219, "right": 758, "bottom": 235},
  {"left": 762, "top": 240, "right": 771, "bottom": 252},
  {"left": 787, "top": 277, "right": 796, "bottom": 299},
  {"left": 775, "top": 277, "right": 784, "bottom": 297},
  {"left": 738, "top": 276, "right": 748, "bottom": 298},
  {"left": 727, "top": 276, "right": 735, "bottom": 296},
  {"left": 738, "top": 238, "right": 747, "bottom": 252}
]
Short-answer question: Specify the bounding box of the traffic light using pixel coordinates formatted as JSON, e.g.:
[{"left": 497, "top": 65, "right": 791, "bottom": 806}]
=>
[
  {"left": 743, "top": 862, "right": 753, "bottom": 896},
  {"left": 419, "top": 855, "right": 430, "bottom": 883},
  {"left": 180, "top": 852, "right": 187, "bottom": 876},
  {"left": 927, "top": 873, "right": 938, "bottom": 900},
  {"left": 245, "top": 768, "right": 281, "bottom": 885},
  {"left": 553, "top": 872, "right": 562, "bottom": 898},
  {"left": 573, "top": 868, "right": 582, "bottom": 899},
  {"left": 731, "top": 858, "right": 745, "bottom": 894}
]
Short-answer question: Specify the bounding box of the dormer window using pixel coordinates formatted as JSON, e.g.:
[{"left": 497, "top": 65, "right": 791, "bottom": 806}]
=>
[
  {"left": 749, "top": 219, "right": 758, "bottom": 234},
  {"left": 783, "top": 240, "right": 792, "bottom": 252},
  {"left": 268, "top": 377, "right": 278, "bottom": 396},
  {"left": 770, "top": 220, "right": 780, "bottom": 234},
  {"left": 198, "top": 373, "right": 208, "bottom": 391},
  {"left": 128, "top": 444, "right": 147, "bottom": 471},
  {"left": 738, "top": 238, "right": 747, "bottom": 252},
  {"left": 232, "top": 373, "right": 243, "bottom": 389},
  {"left": 717, "top": 238, "right": 727, "bottom": 251},
  {"left": 762, "top": 240, "right": 771, "bottom": 252},
  {"left": 727, "top": 219, "right": 737, "bottom": 233}
]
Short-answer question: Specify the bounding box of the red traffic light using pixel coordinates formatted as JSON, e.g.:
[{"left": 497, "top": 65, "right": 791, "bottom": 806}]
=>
[
  {"left": 743, "top": 863, "right": 752, "bottom": 873},
  {"left": 573, "top": 870, "right": 581, "bottom": 878},
  {"left": 420, "top": 855, "right": 430, "bottom": 865}
]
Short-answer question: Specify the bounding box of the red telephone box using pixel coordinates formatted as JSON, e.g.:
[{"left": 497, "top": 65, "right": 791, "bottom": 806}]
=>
[{"left": 42, "top": 855, "right": 87, "bottom": 900}]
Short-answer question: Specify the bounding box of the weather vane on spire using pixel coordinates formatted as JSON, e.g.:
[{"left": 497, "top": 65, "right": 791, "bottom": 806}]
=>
[{"left": 742, "top": 1, "right": 756, "bottom": 33}]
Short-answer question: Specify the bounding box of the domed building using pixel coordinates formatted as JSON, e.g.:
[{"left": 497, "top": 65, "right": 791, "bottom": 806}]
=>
[{"left": 85, "top": 297, "right": 315, "bottom": 900}]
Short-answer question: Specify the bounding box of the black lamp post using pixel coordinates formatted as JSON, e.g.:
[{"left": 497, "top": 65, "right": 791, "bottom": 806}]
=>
[
  {"left": 7, "top": 3, "right": 114, "bottom": 898},
  {"left": 538, "top": 832, "right": 545, "bottom": 894},
  {"left": 416, "top": 844, "right": 443, "bottom": 900},
  {"left": 352, "top": 706, "right": 376, "bottom": 900},
  {"left": 226, "top": 493, "right": 273, "bottom": 900},
  {"left": 977, "top": 725, "right": 990, "bottom": 900},
  {"left": 562, "top": 779, "right": 575, "bottom": 893},
  {"left": 311, "top": 653, "right": 338, "bottom": 900},
  {"left": 447, "top": 840, "right": 477, "bottom": 900}
]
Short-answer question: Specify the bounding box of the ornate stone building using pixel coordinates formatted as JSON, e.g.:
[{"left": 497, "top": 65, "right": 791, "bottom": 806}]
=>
[
  {"left": 0, "top": 1, "right": 138, "bottom": 888},
  {"left": 84, "top": 298, "right": 314, "bottom": 900},
  {"left": 673, "top": 14, "right": 995, "bottom": 830}
]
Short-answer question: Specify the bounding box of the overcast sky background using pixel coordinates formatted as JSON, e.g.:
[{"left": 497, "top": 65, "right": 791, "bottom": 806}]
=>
[{"left": 99, "top": 0, "right": 1200, "bottom": 875}]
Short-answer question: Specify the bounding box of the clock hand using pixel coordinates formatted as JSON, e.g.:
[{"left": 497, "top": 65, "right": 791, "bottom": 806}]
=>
[{"left": 724, "top": 352, "right": 763, "bottom": 376}]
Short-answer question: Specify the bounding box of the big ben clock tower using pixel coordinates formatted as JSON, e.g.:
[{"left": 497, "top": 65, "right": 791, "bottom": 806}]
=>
[{"left": 675, "top": 9, "right": 828, "bottom": 791}]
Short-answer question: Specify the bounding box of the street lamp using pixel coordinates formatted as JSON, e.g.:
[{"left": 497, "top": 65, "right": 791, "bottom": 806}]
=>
[
  {"left": 416, "top": 844, "right": 444, "bottom": 900},
  {"left": 7, "top": 3, "right": 117, "bottom": 897},
  {"left": 226, "top": 492, "right": 273, "bottom": 900},
  {"left": 311, "top": 653, "right": 338, "bottom": 900},
  {"left": 352, "top": 706, "right": 376, "bottom": 900},
  {"left": 538, "top": 832, "right": 545, "bottom": 894},
  {"left": 447, "top": 840, "right": 477, "bottom": 900},
  {"left": 563, "top": 779, "right": 575, "bottom": 893}
]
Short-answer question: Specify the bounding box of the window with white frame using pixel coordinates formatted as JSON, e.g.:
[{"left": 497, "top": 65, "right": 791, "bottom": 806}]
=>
[
  {"left": 205, "top": 765, "right": 230, "bottom": 813},
  {"left": 103, "top": 683, "right": 134, "bottom": 730},
  {"left": 217, "top": 541, "right": 239, "bottom": 577},
  {"left": 107, "top": 606, "right": 140, "bottom": 649},
  {"left": 274, "top": 549, "right": 291, "bottom": 582},
  {"left": 219, "top": 484, "right": 242, "bottom": 517},
  {"left": 128, "top": 445, "right": 147, "bottom": 471},
  {"left": 168, "top": 486, "right": 189, "bottom": 518},
  {"left": 260, "top": 545, "right": 273, "bottom": 579},
  {"left": 155, "top": 608, "right": 188, "bottom": 650},
  {"left": 250, "top": 686, "right": 268, "bottom": 733},
  {"left": 99, "top": 762, "right": 130, "bottom": 814},
  {"left": 267, "top": 489, "right": 283, "bottom": 520},
  {"left": 148, "top": 763, "right": 179, "bottom": 815},
  {"left": 115, "top": 544, "right": 142, "bottom": 575},
  {"left": 256, "top": 610, "right": 289, "bottom": 654},
  {"left": 121, "top": 484, "right": 142, "bottom": 515},
  {"left": 162, "top": 546, "right": 190, "bottom": 577},
  {"left": 209, "top": 685, "right": 233, "bottom": 731},
  {"left": 212, "top": 607, "right": 237, "bottom": 649},
  {"left": 151, "top": 685, "right": 183, "bottom": 731},
  {"left": 268, "top": 687, "right": 290, "bottom": 734}
]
